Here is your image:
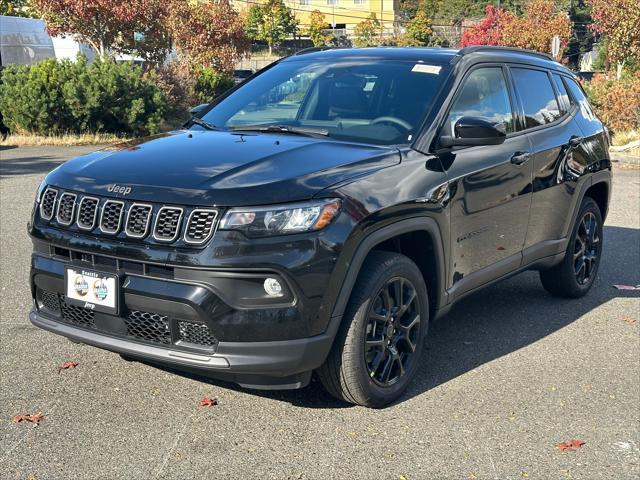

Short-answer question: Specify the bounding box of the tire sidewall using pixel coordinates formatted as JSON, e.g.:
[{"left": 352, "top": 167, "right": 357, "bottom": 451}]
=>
[
  {"left": 350, "top": 256, "right": 429, "bottom": 406},
  {"left": 566, "top": 199, "right": 603, "bottom": 293}
]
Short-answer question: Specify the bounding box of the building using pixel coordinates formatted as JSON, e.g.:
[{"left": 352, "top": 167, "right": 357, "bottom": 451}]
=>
[{"left": 233, "top": 0, "right": 399, "bottom": 38}]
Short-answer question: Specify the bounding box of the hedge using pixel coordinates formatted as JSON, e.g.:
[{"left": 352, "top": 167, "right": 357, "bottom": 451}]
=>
[
  {"left": 0, "top": 56, "right": 167, "bottom": 136},
  {"left": 582, "top": 73, "right": 640, "bottom": 133}
]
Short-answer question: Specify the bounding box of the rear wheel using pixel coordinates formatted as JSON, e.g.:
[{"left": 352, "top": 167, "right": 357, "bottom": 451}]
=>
[
  {"left": 318, "top": 251, "right": 429, "bottom": 408},
  {"left": 540, "top": 197, "right": 603, "bottom": 298}
]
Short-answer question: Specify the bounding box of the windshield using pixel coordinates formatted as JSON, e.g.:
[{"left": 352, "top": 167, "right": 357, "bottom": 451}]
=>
[{"left": 200, "top": 58, "right": 450, "bottom": 146}]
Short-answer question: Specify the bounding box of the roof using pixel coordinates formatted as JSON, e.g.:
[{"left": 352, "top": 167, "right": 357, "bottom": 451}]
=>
[{"left": 284, "top": 46, "right": 572, "bottom": 75}]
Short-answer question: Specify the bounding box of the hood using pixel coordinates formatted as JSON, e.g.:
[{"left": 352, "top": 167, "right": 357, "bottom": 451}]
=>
[{"left": 46, "top": 130, "right": 399, "bottom": 206}]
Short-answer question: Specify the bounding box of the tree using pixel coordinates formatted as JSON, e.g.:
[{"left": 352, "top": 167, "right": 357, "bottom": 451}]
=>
[
  {"left": 565, "top": 0, "right": 595, "bottom": 71},
  {"left": 403, "top": 10, "right": 433, "bottom": 46},
  {"left": 307, "top": 10, "right": 331, "bottom": 47},
  {"left": 245, "top": 0, "right": 297, "bottom": 56},
  {"left": 501, "top": 0, "right": 572, "bottom": 57},
  {"left": 32, "top": 0, "right": 170, "bottom": 62},
  {"left": 1, "top": 0, "right": 35, "bottom": 17},
  {"left": 460, "top": 5, "right": 509, "bottom": 47},
  {"left": 354, "top": 13, "right": 380, "bottom": 48},
  {"left": 168, "top": 0, "right": 249, "bottom": 74},
  {"left": 461, "top": 0, "right": 572, "bottom": 58},
  {"left": 588, "top": 0, "right": 640, "bottom": 75}
]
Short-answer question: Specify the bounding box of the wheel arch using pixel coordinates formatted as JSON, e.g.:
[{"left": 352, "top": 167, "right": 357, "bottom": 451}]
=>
[{"left": 330, "top": 217, "right": 447, "bottom": 323}]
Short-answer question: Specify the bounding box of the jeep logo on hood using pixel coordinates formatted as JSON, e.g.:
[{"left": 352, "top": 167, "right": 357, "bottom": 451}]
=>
[{"left": 107, "top": 184, "right": 132, "bottom": 196}]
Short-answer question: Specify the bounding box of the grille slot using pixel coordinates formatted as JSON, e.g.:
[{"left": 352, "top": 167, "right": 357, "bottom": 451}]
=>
[
  {"left": 38, "top": 289, "right": 61, "bottom": 313},
  {"left": 126, "top": 310, "right": 171, "bottom": 345},
  {"left": 60, "top": 296, "right": 96, "bottom": 328},
  {"left": 40, "top": 188, "right": 58, "bottom": 221},
  {"left": 76, "top": 196, "right": 99, "bottom": 230},
  {"left": 184, "top": 209, "right": 218, "bottom": 245},
  {"left": 100, "top": 200, "right": 125, "bottom": 234},
  {"left": 153, "top": 207, "right": 183, "bottom": 242},
  {"left": 125, "top": 203, "right": 152, "bottom": 238},
  {"left": 178, "top": 321, "right": 218, "bottom": 347},
  {"left": 56, "top": 192, "right": 77, "bottom": 226}
]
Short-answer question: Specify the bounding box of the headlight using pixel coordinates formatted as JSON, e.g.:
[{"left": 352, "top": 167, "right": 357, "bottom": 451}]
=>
[{"left": 220, "top": 199, "right": 341, "bottom": 236}]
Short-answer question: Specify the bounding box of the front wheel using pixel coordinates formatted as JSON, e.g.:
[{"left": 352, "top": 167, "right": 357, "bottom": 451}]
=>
[
  {"left": 540, "top": 197, "right": 603, "bottom": 298},
  {"left": 318, "top": 251, "right": 429, "bottom": 408}
]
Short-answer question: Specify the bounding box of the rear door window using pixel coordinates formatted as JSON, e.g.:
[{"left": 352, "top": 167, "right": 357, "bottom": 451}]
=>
[
  {"left": 511, "top": 68, "right": 561, "bottom": 129},
  {"left": 446, "top": 67, "right": 515, "bottom": 136},
  {"left": 552, "top": 74, "right": 571, "bottom": 113}
]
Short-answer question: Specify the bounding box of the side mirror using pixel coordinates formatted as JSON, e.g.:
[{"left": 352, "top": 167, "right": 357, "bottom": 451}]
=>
[
  {"left": 440, "top": 116, "right": 507, "bottom": 148},
  {"left": 189, "top": 103, "right": 209, "bottom": 117}
]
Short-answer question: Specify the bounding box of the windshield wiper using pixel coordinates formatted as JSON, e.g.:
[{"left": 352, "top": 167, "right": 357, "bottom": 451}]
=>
[
  {"left": 190, "top": 117, "right": 221, "bottom": 131},
  {"left": 230, "top": 124, "right": 330, "bottom": 137}
]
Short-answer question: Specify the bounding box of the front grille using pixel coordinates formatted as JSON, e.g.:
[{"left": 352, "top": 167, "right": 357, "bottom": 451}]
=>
[
  {"left": 39, "top": 187, "right": 219, "bottom": 245},
  {"left": 125, "top": 203, "right": 152, "bottom": 238},
  {"left": 60, "top": 297, "right": 96, "bottom": 328},
  {"left": 185, "top": 209, "right": 218, "bottom": 244},
  {"left": 100, "top": 200, "right": 124, "bottom": 234},
  {"left": 77, "top": 197, "right": 99, "bottom": 230},
  {"left": 125, "top": 310, "right": 171, "bottom": 345},
  {"left": 154, "top": 207, "right": 183, "bottom": 242},
  {"left": 178, "top": 321, "right": 218, "bottom": 347},
  {"left": 40, "top": 188, "right": 58, "bottom": 221}
]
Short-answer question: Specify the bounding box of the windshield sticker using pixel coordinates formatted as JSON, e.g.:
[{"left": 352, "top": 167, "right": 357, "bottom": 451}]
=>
[{"left": 412, "top": 64, "right": 441, "bottom": 75}]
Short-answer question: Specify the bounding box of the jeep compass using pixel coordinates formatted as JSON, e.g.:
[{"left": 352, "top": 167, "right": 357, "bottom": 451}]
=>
[{"left": 29, "top": 47, "right": 611, "bottom": 407}]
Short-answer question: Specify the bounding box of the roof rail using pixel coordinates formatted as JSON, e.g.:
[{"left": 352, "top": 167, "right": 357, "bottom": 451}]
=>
[
  {"left": 457, "top": 45, "right": 555, "bottom": 62},
  {"left": 293, "top": 46, "right": 341, "bottom": 56}
]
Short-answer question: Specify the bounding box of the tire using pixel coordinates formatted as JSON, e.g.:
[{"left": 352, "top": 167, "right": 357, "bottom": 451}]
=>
[
  {"left": 540, "top": 197, "right": 603, "bottom": 298},
  {"left": 318, "top": 251, "right": 429, "bottom": 408}
]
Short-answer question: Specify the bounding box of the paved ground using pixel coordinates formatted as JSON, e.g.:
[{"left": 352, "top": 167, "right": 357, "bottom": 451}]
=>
[{"left": 1, "top": 146, "right": 638, "bottom": 480}]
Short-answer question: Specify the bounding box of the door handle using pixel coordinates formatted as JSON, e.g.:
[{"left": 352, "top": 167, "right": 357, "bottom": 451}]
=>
[
  {"left": 510, "top": 151, "right": 530, "bottom": 165},
  {"left": 569, "top": 135, "right": 584, "bottom": 148}
]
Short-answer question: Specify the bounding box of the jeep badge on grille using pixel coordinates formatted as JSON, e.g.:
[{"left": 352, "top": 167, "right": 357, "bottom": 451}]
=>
[{"left": 107, "top": 184, "right": 132, "bottom": 196}]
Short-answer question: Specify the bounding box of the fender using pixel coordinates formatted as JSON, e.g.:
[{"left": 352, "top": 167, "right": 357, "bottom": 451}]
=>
[
  {"left": 329, "top": 216, "right": 447, "bottom": 323},
  {"left": 562, "top": 169, "right": 611, "bottom": 241}
]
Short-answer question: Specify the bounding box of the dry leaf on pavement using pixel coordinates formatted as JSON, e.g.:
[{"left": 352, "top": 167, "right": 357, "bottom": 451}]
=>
[
  {"left": 11, "top": 413, "right": 45, "bottom": 425},
  {"left": 557, "top": 439, "right": 585, "bottom": 452},
  {"left": 199, "top": 396, "right": 218, "bottom": 407},
  {"left": 58, "top": 361, "right": 79, "bottom": 373}
]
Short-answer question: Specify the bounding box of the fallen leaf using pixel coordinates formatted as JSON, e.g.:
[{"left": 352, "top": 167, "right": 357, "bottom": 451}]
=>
[
  {"left": 613, "top": 284, "right": 640, "bottom": 291},
  {"left": 199, "top": 396, "right": 218, "bottom": 407},
  {"left": 58, "top": 361, "right": 79, "bottom": 373},
  {"left": 399, "top": 475, "right": 408, "bottom": 480},
  {"left": 622, "top": 316, "right": 637, "bottom": 325},
  {"left": 11, "top": 413, "right": 45, "bottom": 425},
  {"left": 557, "top": 439, "right": 585, "bottom": 452}
]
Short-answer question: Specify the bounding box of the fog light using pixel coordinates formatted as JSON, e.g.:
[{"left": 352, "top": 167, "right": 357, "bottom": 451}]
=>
[{"left": 263, "top": 278, "right": 283, "bottom": 297}]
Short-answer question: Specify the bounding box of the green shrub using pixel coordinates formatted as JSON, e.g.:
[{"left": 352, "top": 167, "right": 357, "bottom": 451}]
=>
[
  {"left": 0, "top": 56, "right": 167, "bottom": 136},
  {"left": 194, "top": 68, "right": 234, "bottom": 104}
]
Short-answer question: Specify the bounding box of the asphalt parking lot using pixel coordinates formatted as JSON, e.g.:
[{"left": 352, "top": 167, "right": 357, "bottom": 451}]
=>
[{"left": 1, "top": 145, "right": 638, "bottom": 479}]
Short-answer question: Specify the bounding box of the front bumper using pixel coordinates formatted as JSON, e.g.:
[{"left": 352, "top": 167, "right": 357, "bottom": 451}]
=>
[
  {"left": 29, "top": 238, "right": 341, "bottom": 389},
  {"left": 29, "top": 309, "right": 334, "bottom": 389}
]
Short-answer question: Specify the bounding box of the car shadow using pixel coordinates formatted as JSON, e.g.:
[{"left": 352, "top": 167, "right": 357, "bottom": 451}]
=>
[
  {"left": 138, "top": 225, "right": 639, "bottom": 409},
  {"left": 0, "top": 155, "right": 65, "bottom": 177}
]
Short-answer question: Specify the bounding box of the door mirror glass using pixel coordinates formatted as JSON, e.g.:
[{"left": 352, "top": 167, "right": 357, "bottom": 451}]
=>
[{"left": 441, "top": 116, "right": 507, "bottom": 147}]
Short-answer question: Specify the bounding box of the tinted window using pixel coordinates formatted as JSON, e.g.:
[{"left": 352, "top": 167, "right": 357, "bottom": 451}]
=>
[
  {"left": 512, "top": 68, "right": 561, "bottom": 128},
  {"left": 552, "top": 74, "right": 570, "bottom": 113},
  {"left": 564, "top": 77, "right": 597, "bottom": 122},
  {"left": 447, "top": 67, "right": 514, "bottom": 135},
  {"left": 202, "top": 59, "right": 449, "bottom": 146}
]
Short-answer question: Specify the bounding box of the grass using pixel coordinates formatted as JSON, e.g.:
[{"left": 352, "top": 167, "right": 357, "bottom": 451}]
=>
[
  {"left": 0, "top": 132, "right": 129, "bottom": 147},
  {"left": 611, "top": 129, "right": 640, "bottom": 147}
]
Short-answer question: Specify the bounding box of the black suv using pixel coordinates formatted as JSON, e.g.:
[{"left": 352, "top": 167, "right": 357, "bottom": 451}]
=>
[{"left": 29, "top": 47, "right": 611, "bottom": 407}]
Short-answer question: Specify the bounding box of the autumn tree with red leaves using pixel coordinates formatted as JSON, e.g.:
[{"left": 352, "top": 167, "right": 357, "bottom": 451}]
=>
[
  {"left": 167, "top": 0, "right": 249, "bottom": 74},
  {"left": 459, "top": 5, "right": 508, "bottom": 47},
  {"left": 588, "top": 0, "right": 640, "bottom": 74},
  {"left": 460, "top": 0, "right": 571, "bottom": 59},
  {"left": 32, "top": 0, "right": 170, "bottom": 63}
]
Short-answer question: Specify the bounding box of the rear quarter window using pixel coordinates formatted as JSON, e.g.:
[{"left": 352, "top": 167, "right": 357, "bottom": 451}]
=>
[
  {"left": 563, "top": 76, "right": 598, "bottom": 122},
  {"left": 512, "top": 68, "right": 561, "bottom": 129}
]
